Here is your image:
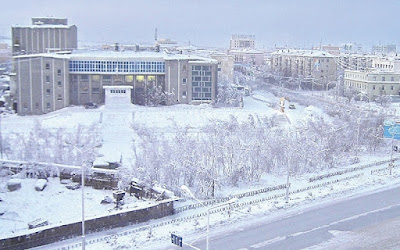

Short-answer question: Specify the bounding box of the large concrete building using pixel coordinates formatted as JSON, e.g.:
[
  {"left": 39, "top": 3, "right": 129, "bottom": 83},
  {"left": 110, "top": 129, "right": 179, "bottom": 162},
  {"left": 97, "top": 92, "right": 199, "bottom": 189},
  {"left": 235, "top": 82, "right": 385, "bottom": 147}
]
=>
[
  {"left": 12, "top": 17, "right": 77, "bottom": 55},
  {"left": 11, "top": 50, "right": 218, "bottom": 115},
  {"left": 230, "top": 34, "right": 255, "bottom": 50},
  {"left": 344, "top": 69, "right": 400, "bottom": 98},
  {"left": 270, "top": 49, "right": 338, "bottom": 84}
]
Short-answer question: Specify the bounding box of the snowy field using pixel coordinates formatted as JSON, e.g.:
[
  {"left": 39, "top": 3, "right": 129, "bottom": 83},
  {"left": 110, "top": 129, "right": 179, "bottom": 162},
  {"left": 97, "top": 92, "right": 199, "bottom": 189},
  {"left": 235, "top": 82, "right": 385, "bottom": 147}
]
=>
[{"left": 0, "top": 90, "right": 398, "bottom": 249}]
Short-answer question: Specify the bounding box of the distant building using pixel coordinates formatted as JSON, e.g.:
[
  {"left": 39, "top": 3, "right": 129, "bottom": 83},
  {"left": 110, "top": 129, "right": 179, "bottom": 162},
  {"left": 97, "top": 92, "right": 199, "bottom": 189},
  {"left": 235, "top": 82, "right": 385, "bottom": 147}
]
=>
[
  {"left": 12, "top": 17, "right": 77, "bottom": 55},
  {"left": 228, "top": 49, "right": 264, "bottom": 66},
  {"left": 0, "top": 43, "right": 11, "bottom": 64},
  {"left": 11, "top": 50, "right": 218, "bottom": 115},
  {"left": 230, "top": 34, "right": 255, "bottom": 50},
  {"left": 210, "top": 53, "right": 235, "bottom": 82},
  {"left": 344, "top": 69, "right": 400, "bottom": 98},
  {"left": 337, "top": 54, "right": 375, "bottom": 71},
  {"left": 270, "top": 49, "right": 337, "bottom": 84},
  {"left": 372, "top": 44, "right": 396, "bottom": 56}
]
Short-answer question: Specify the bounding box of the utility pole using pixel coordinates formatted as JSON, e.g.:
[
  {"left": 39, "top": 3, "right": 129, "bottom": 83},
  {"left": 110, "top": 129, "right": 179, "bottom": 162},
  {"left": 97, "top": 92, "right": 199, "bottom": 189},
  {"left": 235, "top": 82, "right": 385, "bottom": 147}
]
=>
[{"left": 0, "top": 113, "right": 3, "bottom": 159}]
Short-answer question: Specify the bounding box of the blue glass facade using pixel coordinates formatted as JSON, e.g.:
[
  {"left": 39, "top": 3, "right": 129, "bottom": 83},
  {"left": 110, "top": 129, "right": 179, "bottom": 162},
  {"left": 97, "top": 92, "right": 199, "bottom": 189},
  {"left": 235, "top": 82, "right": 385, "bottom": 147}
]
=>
[{"left": 69, "top": 60, "right": 165, "bottom": 73}]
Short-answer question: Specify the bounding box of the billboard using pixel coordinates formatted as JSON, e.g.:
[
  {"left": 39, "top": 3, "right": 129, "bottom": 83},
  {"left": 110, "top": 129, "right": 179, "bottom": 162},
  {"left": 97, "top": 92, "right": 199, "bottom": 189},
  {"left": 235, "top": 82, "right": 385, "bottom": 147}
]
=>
[{"left": 383, "top": 120, "right": 400, "bottom": 140}]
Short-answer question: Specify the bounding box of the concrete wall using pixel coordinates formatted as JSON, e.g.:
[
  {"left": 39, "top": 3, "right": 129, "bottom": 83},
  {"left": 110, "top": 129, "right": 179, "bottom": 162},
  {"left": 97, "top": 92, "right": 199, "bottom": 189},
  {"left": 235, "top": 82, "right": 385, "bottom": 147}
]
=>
[{"left": 0, "top": 200, "right": 175, "bottom": 250}]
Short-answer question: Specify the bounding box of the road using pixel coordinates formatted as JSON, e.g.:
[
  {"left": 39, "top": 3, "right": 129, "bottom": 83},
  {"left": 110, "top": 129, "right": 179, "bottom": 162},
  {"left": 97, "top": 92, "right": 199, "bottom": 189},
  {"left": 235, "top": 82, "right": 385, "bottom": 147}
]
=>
[{"left": 182, "top": 186, "right": 400, "bottom": 249}]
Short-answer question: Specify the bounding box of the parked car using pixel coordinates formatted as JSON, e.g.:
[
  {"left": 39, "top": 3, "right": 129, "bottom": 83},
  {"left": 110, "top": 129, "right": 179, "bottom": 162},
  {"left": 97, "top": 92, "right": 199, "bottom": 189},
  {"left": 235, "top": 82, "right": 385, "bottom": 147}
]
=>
[
  {"left": 84, "top": 102, "right": 97, "bottom": 109},
  {"left": 289, "top": 104, "right": 296, "bottom": 109}
]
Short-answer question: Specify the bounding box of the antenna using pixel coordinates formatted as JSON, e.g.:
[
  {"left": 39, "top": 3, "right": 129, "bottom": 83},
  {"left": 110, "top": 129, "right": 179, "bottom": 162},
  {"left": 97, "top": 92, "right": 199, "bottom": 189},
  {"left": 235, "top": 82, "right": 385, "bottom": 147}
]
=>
[{"left": 155, "top": 28, "right": 158, "bottom": 41}]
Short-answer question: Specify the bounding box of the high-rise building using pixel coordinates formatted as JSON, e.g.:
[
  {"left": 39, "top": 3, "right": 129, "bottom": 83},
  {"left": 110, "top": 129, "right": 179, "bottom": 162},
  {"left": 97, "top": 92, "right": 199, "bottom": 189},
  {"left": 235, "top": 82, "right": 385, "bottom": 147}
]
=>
[{"left": 11, "top": 17, "right": 77, "bottom": 55}]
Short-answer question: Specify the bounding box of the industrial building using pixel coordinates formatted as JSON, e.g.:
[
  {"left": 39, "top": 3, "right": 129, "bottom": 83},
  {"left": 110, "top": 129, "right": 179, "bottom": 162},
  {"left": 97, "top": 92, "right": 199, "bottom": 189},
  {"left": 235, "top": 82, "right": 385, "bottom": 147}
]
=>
[{"left": 12, "top": 17, "right": 77, "bottom": 55}]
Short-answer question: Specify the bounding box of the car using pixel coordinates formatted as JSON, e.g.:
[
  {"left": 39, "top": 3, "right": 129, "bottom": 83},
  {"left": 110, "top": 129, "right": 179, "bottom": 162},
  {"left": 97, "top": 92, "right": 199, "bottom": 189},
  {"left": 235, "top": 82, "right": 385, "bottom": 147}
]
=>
[
  {"left": 289, "top": 104, "right": 296, "bottom": 109},
  {"left": 84, "top": 102, "right": 97, "bottom": 109}
]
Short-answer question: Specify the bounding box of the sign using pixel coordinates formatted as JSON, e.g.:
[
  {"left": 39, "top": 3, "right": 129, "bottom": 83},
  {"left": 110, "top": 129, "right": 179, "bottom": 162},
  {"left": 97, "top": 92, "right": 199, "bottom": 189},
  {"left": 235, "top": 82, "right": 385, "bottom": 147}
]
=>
[
  {"left": 383, "top": 120, "right": 400, "bottom": 140},
  {"left": 171, "top": 233, "right": 182, "bottom": 247}
]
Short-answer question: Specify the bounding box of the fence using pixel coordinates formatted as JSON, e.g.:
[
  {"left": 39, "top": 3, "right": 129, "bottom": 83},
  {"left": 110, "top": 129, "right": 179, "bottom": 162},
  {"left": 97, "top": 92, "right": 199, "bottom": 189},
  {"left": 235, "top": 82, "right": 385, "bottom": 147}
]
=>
[{"left": 309, "top": 158, "right": 398, "bottom": 182}]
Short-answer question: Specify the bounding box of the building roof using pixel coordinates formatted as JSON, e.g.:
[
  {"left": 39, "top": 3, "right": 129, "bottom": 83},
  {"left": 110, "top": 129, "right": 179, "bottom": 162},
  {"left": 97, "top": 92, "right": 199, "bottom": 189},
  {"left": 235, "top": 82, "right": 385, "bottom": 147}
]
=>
[
  {"left": 13, "top": 49, "right": 218, "bottom": 63},
  {"left": 12, "top": 24, "right": 75, "bottom": 29},
  {"left": 271, "top": 49, "right": 336, "bottom": 58}
]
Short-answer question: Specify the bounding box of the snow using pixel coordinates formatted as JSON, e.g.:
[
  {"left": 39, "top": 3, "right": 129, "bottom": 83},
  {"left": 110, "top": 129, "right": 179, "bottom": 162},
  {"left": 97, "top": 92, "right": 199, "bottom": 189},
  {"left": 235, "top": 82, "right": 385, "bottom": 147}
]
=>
[
  {"left": 0, "top": 89, "right": 399, "bottom": 249},
  {"left": 34, "top": 179, "right": 47, "bottom": 191}
]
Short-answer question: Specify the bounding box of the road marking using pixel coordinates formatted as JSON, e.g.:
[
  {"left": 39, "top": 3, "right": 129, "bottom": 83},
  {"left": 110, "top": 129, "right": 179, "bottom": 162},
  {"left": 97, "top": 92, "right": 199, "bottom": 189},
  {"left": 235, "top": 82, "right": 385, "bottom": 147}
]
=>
[
  {"left": 250, "top": 203, "right": 400, "bottom": 248},
  {"left": 250, "top": 236, "right": 286, "bottom": 248}
]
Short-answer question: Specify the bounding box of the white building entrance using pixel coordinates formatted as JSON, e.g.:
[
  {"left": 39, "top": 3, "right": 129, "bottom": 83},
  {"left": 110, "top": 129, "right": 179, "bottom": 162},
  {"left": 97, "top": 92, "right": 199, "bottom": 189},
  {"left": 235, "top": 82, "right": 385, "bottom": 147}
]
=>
[{"left": 103, "top": 86, "right": 133, "bottom": 108}]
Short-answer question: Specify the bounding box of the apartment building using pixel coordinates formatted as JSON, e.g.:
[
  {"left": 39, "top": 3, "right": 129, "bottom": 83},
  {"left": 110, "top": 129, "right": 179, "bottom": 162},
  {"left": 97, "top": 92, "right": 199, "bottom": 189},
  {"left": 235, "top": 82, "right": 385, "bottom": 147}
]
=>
[
  {"left": 270, "top": 49, "right": 338, "bottom": 83},
  {"left": 12, "top": 50, "right": 218, "bottom": 115},
  {"left": 210, "top": 53, "right": 234, "bottom": 82},
  {"left": 344, "top": 69, "right": 400, "bottom": 98},
  {"left": 12, "top": 17, "right": 77, "bottom": 55},
  {"left": 337, "top": 54, "right": 375, "bottom": 71}
]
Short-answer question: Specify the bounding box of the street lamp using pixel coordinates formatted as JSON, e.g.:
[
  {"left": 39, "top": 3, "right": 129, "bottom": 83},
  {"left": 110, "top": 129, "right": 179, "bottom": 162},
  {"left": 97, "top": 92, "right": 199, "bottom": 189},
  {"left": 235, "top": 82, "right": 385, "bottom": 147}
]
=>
[
  {"left": 181, "top": 185, "right": 238, "bottom": 250},
  {"left": 70, "top": 145, "right": 87, "bottom": 250}
]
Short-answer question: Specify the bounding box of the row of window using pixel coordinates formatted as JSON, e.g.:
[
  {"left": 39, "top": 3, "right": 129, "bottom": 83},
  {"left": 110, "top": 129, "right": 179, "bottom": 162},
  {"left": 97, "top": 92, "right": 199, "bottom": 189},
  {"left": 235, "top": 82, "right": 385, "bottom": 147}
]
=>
[
  {"left": 346, "top": 73, "right": 397, "bottom": 82},
  {"left": 346, "top": 81, "right": 396, "bottom": 91},
  {"left": 69, "top": 61, "right": 166, "bottom": 73},
  {"left": 110, "top": 89, "right": 127, "bottom": 94},
  {"left": 72, "top": 74, "right": 157, "bottom": 83}
]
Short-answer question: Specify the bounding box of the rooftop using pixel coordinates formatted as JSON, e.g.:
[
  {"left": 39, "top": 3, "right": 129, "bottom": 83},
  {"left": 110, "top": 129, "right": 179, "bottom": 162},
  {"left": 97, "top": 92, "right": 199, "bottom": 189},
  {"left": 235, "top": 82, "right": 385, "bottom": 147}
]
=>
[
  {"left": 271, "top": 49, "right": 336, "bottom": 58},
  {"left": 13, "top": 49, "right": 218, "bottom": 63}
]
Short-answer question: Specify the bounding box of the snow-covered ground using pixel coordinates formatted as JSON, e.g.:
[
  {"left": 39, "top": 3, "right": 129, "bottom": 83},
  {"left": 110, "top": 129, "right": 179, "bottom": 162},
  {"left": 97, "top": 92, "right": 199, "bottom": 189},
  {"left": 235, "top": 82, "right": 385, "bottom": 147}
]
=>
[{"left": 0, "top": 90, "right": 398, "bottom": 249}]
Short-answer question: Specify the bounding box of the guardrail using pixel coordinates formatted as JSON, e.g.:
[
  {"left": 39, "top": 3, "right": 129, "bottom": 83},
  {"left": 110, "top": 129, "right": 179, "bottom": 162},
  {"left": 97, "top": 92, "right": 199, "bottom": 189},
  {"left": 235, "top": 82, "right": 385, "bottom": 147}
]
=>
[{"left": 309, "top": 158, "right": 398, "bottom": 182}]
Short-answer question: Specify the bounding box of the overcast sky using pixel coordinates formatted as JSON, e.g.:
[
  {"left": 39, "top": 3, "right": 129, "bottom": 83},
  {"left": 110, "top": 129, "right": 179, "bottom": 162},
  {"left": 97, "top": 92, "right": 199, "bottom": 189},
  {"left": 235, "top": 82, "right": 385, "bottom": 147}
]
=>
[{"left": 1, "top": 0, "right": 400, "bottom": 49}]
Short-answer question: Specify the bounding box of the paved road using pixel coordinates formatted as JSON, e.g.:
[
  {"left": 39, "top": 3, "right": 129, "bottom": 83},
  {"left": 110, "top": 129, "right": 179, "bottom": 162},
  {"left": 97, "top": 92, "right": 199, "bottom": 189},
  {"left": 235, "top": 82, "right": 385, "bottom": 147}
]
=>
[{"left": 185, "top": 186, "right": 400, "bottom": 249}]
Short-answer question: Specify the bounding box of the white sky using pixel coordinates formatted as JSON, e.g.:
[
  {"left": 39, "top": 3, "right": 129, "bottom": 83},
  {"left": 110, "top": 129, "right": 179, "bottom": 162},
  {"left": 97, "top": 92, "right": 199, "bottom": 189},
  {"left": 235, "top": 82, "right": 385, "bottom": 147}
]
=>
[{"left": 1, "top": 0, "right": 400, "bottom": 48}]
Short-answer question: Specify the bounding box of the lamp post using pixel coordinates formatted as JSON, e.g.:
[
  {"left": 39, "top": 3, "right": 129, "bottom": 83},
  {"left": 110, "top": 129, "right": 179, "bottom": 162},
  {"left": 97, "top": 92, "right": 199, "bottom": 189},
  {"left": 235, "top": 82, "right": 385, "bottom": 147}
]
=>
[
  {"left": 72, "top": 145, "right": 86, "bottom": 250},
  {"left": 181, "top": 185, "right": 237, "bottom": 250}
]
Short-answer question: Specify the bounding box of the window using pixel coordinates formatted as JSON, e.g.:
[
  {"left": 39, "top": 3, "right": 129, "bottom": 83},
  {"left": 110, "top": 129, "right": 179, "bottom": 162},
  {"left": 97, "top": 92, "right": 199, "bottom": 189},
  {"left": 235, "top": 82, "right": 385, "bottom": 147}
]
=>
[
  {"left": 391, "top": 77, "right": 395, "bottom": 81},
  {"left": 136, "top": 75, "right": 145, "bottom": 82},
  {"left": 373, "top": 76, "right": 377, "bottom": 81},
  {"left": 182, "top": 65, "right": 187, "bottom": 71},
  {"left": 147, "top": 75, "right": 155, "bottom": 81},
  {"left": 373, "top": 85, "right": 376, "bottom": 90},
  {"left": 125, "top": 75, "right": 134, "bottom": 83},
  {"left": 182, "top": 91, "right": 187, "bottom": 98},
  {"left": 391, "top": 86, "right": 394, "bottom": 90},
  {"left": 57, "top": 81, "right": 62, "bottom": 87},
  {"left": 92, "top": 87, "right": 100, "bottom": 94},
  {"left": 80, "top": 75, "right": 89, "bottom": 81},
  {"left": 46, "top": 76, "right": 50, "bottom": 83},
  {"left": 183, "top": 78, "right": 187, "bottom": 84},
  {"left": 103, "top": 75, "right": 112, "bottom": 81},
  {"left": 45, "top": 63, "right": 50, "bottom": 70},
  {"left": 382, "top": 86, "right": 385, "bottom": 90},
  {"left": 57, "top": 69, "right": 62, "bottom": 76},
  {"left": 81, "top": 87, "right": 89, "bottom": 93},
  {"left": 46, "top": 88, "right": 51, "bottom": 95},
  {"left": 46, "top": 102, "right": 51, "bottom": 109},
  {"left": 382, "top": 77, "right": 386, "bottom": 81},
  {"left": 92, "top": 75, "right": 100, "bottom": 82},
  {"left": 35, "top": 103, "right": 39, "bottom": 109},
  {"left": 57, "top": 94, "right": 62, "bottom": 101}
]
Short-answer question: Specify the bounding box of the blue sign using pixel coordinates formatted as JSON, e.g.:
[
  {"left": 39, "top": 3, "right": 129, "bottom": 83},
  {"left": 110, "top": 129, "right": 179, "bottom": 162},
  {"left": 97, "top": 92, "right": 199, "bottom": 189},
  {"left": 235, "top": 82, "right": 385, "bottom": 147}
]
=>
[
  {"left": 171, "top": 233, "right": 182, "bottom": 247},
  {"left": 383, "top": 120, "right": 400, "bottom": 140}
]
